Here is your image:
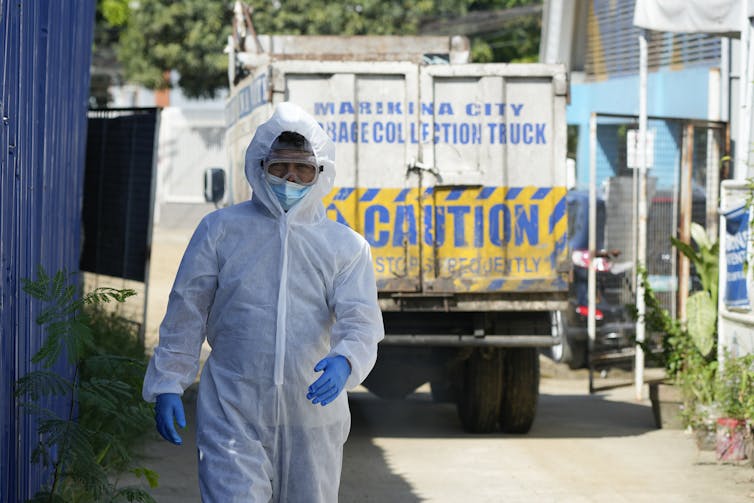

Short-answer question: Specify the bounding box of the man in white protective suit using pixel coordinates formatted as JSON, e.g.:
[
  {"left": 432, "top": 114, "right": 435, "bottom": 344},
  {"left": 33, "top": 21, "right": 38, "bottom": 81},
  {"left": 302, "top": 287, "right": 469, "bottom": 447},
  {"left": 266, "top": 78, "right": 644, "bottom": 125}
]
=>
[{"left": 142, "top": 101, "right": 384, "bottom": 502}]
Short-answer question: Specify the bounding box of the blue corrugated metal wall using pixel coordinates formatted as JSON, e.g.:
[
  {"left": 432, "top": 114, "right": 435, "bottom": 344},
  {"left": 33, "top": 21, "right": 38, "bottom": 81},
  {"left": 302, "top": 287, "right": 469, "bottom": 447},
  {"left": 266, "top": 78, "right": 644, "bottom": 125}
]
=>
[{"left": 1, "top": 1, "right": 96, "bottom": 500}]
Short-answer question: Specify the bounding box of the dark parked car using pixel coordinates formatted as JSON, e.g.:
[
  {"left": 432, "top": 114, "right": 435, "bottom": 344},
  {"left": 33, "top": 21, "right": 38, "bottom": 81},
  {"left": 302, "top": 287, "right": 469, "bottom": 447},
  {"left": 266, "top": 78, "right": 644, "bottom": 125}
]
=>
[{"left": 548, "top": 190, "right": 635, "bottom": 369}]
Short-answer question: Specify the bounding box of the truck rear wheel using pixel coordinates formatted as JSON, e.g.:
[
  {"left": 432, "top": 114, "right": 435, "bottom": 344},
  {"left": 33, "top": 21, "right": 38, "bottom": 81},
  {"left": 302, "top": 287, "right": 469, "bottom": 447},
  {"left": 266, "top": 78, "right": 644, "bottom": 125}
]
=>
[
  {"left": 499, "top": 348, "right": 539, "bottom": 434},
  {"left": 456, "top": 349, "right": 503, "bottom": 433}
]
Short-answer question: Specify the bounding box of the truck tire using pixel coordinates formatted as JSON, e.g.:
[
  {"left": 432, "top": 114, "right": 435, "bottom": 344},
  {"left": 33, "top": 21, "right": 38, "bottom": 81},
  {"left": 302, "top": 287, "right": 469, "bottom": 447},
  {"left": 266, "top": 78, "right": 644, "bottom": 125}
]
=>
[
  {"left": 456, "top": 349, "right": 503, "bottom": 433},
  {"left": 499, "top": 348, "right": 539, "bottom": 434}
]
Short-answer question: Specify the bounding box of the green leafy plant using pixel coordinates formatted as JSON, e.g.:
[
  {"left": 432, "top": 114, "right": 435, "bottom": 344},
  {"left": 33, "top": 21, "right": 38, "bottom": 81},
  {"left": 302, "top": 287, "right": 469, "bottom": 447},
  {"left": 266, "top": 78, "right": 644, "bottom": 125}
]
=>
[
  {"left": 670, "top": 223, "right": 719, "bottom": 358},
  {"left": 15, "top": 267, "right": 158, "bottom": 503},
  {"left": 716, "top": 351, "right": 754, "bottom": 421},
  {"left": 634, "top": 223, "right": 720, "bottom": 429}
]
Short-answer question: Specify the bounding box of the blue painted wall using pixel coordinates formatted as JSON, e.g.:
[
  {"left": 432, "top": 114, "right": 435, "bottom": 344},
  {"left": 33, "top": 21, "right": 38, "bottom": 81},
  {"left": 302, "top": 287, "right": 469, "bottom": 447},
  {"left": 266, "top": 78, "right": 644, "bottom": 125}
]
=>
[
  {"left": 0, "top": 1, "right": 96, "bottom": 500},
  {"left": 568, "top": 66, "right": 713, "bottom": 189}
]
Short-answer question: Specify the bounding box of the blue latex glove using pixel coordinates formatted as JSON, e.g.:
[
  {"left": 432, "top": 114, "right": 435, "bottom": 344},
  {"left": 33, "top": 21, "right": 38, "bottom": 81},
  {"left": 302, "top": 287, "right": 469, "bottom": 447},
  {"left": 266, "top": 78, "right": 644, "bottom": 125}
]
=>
[
  {"left": 307, "top": 355, "right": 351, "bottom": 406},
  {"left": 155, "top": 393, "right": 186, "bottom": 445}
]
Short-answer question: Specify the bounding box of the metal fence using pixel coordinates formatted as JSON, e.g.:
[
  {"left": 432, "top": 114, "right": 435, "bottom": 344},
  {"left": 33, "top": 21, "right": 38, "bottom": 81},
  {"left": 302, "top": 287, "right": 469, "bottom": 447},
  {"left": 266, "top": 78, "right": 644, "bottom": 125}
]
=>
[
  {"left": 590, "top": 113, "right": 727, "bottom": 326},
  {"left": 81, "top": 107, "right": 160, "bottom": 342},
  {"left": 0, "top": 1, "right": 95, "bottom": 500}
]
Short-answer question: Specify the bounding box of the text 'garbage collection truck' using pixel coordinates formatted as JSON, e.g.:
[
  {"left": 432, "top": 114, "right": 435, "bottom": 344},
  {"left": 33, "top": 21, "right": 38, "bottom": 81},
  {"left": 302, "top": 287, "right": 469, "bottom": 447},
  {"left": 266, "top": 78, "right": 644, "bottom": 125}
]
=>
[{"left": 211, "top": 32, "right": 570, "bottom": 433}]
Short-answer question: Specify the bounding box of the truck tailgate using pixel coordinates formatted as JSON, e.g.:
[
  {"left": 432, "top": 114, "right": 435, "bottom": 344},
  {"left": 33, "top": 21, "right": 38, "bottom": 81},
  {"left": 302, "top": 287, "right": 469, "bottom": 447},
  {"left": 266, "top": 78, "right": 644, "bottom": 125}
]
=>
[{"left": 282, "top": 62, "right": 569, "bottom": 294}]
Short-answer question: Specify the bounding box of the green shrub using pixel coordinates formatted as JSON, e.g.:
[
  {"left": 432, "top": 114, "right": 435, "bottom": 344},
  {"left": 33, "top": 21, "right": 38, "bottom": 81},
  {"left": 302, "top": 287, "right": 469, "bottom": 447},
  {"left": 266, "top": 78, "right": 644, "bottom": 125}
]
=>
[
  {"left": 633, "top": 223, "right": 720, "bottom": 429},
  {"left": 716, "top": 352, "right": 754, "bottom": 421},
  {"left": 15, "top": 267, "right": 158, "bottom": 503}
]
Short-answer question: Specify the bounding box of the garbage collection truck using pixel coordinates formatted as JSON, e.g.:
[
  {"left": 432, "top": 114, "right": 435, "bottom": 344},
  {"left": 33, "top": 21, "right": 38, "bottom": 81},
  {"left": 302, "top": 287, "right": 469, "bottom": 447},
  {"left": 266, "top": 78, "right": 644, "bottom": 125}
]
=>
[{"left": 212, "top": 32, "right": 570, "bottom": 433}]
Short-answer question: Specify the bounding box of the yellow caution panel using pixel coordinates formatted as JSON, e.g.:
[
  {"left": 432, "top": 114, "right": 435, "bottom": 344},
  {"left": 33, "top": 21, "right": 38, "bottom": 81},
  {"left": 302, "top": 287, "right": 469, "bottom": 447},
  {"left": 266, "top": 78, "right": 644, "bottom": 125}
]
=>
[{"left": 323, "top": 186, "right": 569, "bottom": 293}]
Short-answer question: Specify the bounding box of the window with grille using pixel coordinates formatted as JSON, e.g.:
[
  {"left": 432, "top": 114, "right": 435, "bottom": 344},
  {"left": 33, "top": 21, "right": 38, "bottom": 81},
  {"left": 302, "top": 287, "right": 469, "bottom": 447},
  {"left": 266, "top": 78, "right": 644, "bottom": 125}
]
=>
[{"left": 584, "top": 0, "right": 721, "bottom": 79}]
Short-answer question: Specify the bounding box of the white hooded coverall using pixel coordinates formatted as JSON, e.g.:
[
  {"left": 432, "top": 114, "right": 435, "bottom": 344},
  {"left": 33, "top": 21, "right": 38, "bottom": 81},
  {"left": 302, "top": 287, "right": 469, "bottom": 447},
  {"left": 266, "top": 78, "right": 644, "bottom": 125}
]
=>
[{"left": 142, "top": 102, "right": 384, "bottom": 502}]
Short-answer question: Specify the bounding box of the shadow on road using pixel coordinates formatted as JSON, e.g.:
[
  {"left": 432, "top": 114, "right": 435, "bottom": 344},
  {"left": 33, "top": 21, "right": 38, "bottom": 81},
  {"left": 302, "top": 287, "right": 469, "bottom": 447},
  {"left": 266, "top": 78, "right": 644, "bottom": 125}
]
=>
[
  {"left": 341, "top": 430, "right": 423, "bottom": 502},
  {"left": 346, "top": 384, "right": 657, "bottom": 440},
  {"left": 529, "top": 391, "right": 656, "bottom": 438}
]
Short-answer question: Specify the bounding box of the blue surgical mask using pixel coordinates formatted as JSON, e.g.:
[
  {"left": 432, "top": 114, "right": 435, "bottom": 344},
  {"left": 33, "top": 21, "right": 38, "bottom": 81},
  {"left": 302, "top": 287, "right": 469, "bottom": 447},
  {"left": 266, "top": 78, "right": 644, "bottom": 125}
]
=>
[{"left": 269, "top": 178, "right": 312, "bottom": 211}]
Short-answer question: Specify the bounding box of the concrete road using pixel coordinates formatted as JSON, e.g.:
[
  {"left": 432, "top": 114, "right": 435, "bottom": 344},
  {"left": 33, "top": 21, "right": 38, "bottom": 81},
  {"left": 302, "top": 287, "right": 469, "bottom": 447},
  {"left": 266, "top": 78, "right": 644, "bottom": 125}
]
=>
[
  {"left": 342, "top": 376, "right": 754, "bottom": 503},
  {"left": 128, "top": 371, "right": 754, "bottom": 503}
]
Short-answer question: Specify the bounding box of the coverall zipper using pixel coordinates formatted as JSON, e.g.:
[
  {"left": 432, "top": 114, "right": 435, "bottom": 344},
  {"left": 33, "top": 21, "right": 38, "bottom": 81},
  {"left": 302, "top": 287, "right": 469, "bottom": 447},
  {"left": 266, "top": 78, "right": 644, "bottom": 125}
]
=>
[{"left": 274, "top": 214, "right": 290, "bottom": 385}]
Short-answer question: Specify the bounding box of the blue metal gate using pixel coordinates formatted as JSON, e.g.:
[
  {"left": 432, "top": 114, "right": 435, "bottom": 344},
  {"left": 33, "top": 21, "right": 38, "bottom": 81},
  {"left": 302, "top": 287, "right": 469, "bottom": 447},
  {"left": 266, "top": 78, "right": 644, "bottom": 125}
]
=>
[{"left": 0, "top": 1, "right": 96, "bottom": 500}]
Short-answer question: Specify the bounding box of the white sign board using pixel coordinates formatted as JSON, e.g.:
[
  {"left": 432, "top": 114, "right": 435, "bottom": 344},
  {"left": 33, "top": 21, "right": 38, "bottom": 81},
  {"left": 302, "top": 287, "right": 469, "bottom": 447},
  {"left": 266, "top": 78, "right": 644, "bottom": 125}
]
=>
[{"left": 627, "top": 129, "right": 655, "bottom": 169}]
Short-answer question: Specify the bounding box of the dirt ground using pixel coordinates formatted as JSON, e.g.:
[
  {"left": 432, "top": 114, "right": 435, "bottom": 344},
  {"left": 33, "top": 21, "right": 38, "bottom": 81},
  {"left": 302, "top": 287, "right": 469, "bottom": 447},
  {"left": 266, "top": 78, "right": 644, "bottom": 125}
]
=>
[{"left": 125, "top": 204, "right": 754, "bottom": 502}]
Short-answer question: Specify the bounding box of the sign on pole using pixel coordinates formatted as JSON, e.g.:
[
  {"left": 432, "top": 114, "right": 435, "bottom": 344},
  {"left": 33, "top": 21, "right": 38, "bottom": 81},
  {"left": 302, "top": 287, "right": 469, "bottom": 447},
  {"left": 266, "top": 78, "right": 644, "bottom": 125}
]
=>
[{"left": 627, "top": 129, "right": 655, "bottom": 169}]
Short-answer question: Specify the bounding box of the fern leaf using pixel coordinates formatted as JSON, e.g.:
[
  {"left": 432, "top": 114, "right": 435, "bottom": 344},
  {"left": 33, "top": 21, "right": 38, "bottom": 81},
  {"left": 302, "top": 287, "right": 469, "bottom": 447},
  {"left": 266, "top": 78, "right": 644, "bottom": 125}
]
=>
[
  {"left": 83, "top": 287, "right": 137, "bottom": 305},
  {"left": 66, "top": 320, "right": 94, "bottom": 362},
  {"left": 99, "top": 436, "right": 131, "bottom": 466},
  {"left": 27, "top": 490, "right": 66, "bottom": 503},
  {"left": 36, "top": 304, "right": 61, "bottom": 325},
  {"left": 31, "top": 328, "right": 63, "bottom": 368},
  {"left": 92, "top": 433, "right": 135, "bottom": 468},
  {"left": 15, "top": 370, "right": 72, "bottom": 400},
  {"left": 66, "top": 454, "right": 111, "bottom": 497},
  {"left": 31, "top": 440, "right": 52, "bottom": 467},
  {"left": 21, "top": 266, "right": 52, "bottom": 301},
  {"left": 51, "top": 270, "right": 69, "bottom": 302},
  {"left": 86, "top": 354, "right": 146, "bottom": 369},
  {"left": 37, "top": 265, "right": 50, "bottom": 283},
  {"left": 21, "top": 277, "right": 48, "bottom": 301},
  {"left": 38, "top": 419, "right": 95, "bottom": 457},
  {"left": 79, "top": 378, "right": 135, "bottom": 420},
  {"left": 115, "top": 288, "right": 137, "bottom": 302},
  {"left": 131, "top": 467, "right": 160, "bottom": 489},
  {"left": 18, "top": 401, "right": 59, "bottom": 419},
  {"left": 61, "top": 282, "right": 76, "bottom": 304},
  {"left": 83, "top": 377, "right": 133, "bottom": 399},
  {"left": 78, "top": 389, "right": 120, "bottom": 417},
  {"left": 115, "top": 486, "right": 158, "bottom": 503},
  {"left": 47, "top": 319, "right": 70, "bottom": 338}
]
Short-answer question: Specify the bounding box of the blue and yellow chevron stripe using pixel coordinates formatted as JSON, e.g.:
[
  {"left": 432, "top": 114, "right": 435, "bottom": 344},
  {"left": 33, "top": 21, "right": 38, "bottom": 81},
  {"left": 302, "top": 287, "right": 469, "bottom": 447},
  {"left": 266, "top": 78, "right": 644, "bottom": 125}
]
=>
[{"left": 323, "top": 186, "right": 569, "bottom": 293}]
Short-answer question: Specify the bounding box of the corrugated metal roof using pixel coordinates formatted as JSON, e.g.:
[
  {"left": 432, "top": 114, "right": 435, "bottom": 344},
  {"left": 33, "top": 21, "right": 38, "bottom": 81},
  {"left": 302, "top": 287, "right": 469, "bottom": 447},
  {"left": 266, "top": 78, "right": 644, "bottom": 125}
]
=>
[{"left": 0, "top": 1, "right": 95, "bottom": 500}]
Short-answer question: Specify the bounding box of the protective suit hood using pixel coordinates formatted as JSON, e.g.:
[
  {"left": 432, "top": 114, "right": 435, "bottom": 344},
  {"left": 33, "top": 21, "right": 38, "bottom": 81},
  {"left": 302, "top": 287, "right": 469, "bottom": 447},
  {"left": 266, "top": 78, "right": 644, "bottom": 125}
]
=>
[{"left": 245, "top": 102, "right": 336, "bottom": 217}]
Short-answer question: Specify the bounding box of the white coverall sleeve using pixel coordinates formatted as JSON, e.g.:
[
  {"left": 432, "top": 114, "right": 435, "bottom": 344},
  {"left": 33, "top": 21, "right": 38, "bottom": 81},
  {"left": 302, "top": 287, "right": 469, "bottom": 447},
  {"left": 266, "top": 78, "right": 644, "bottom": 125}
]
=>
[
  {"left": 327, "top": 240, "right": 384, "bottom": 391},
  {"left": 142, "top": 217, "right": 219, "bottom": 402}
]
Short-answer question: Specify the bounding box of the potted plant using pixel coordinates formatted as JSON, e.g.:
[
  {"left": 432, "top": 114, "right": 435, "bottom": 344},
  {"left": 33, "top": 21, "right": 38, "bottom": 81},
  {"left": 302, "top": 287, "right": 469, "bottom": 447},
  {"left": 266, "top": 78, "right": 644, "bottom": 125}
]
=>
[
  {"left": 713, "top": 352, "right": 754, "bottom": 462},
  {"left": 639, "top": 223, "right": 719, "bottom": 434}
]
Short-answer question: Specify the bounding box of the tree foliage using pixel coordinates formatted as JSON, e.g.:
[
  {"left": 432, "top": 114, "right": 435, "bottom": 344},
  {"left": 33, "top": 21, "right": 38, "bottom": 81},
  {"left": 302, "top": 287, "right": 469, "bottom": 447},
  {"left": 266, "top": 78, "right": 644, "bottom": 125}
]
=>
[
  {"left": 118, "top": 0, "right": 232, "bottom": 99},
  {"left": 110, "top": 0, "right": 541, "bottom": 99}
]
